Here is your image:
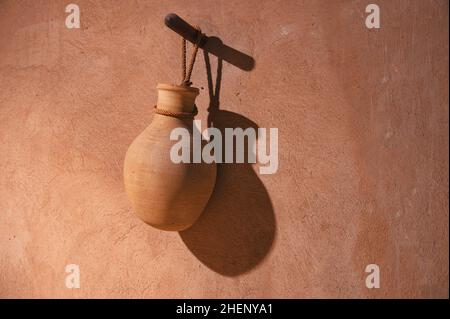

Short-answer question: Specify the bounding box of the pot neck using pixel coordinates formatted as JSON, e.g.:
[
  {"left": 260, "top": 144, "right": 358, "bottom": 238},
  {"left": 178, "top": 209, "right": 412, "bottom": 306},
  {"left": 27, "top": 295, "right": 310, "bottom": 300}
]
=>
[{"left": 156, "top": 83, "right": 199, "bottom": 114}]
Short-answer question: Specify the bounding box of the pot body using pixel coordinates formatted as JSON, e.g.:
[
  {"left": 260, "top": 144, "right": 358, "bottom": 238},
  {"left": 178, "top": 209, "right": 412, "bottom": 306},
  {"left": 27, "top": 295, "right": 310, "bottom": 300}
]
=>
[{"left": 124, "top": 84, "right": 217, "bottom": 231}]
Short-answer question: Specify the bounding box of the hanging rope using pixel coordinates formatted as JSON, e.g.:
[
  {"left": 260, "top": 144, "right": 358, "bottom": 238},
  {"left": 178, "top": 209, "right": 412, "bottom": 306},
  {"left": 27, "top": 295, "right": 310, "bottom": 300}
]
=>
[
  {"left": 154, "top": 26, "right": 203, "bottom": 119},
  {"left": 181, "top": 25, "right": 203, "bottom": 86}
]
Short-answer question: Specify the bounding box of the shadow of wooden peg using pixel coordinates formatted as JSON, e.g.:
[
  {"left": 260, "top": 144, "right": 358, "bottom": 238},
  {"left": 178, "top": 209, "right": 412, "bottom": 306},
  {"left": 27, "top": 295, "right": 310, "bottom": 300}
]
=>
[{"left": 164, "top": 13, "right": 255, "bottom": 71}]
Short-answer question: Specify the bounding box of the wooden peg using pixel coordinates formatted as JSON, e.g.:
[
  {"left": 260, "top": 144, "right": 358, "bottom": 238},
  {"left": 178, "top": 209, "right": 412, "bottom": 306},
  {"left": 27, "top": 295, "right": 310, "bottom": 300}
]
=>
[{"left": 165, "top": 13, "right": 207, "bottom": 47}]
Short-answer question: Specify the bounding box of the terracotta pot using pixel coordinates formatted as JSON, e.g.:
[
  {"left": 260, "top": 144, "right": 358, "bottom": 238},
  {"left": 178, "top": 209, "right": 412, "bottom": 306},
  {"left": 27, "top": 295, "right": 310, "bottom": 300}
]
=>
[{"left": 124, "top": 83, "right": 217, "bottom": 231}]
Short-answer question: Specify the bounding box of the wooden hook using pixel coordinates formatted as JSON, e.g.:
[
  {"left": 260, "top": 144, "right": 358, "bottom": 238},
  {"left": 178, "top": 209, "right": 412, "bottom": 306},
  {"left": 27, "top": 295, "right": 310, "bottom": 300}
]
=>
[{"left": 164, "top": 13, "right": 207, "bottom": 47}]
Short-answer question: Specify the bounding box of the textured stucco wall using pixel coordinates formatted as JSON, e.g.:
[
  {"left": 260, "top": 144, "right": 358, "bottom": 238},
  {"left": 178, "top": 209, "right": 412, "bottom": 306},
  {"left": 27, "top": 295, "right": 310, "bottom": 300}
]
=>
[{"left": 0, "top": 0, "right": 448, "bottom": 298}]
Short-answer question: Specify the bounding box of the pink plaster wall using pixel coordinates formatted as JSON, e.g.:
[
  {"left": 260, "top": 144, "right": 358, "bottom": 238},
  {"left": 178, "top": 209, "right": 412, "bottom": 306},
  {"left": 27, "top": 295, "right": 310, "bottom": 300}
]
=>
[{"left": 0, "top": 0, "right": 448, "bottom": 298}]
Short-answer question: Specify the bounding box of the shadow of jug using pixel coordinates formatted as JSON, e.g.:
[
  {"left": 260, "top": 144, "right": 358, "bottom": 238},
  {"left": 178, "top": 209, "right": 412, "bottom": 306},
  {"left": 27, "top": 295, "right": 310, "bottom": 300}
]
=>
[{"left": 179, "top": 51, "right": 276, "bottom": 276}]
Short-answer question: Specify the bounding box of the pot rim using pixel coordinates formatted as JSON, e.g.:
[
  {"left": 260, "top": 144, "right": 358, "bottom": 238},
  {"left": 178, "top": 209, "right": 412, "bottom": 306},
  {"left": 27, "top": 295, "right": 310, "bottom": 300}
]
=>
[{"left": 157, "top": 83, "right": 199, "bottom": 95}]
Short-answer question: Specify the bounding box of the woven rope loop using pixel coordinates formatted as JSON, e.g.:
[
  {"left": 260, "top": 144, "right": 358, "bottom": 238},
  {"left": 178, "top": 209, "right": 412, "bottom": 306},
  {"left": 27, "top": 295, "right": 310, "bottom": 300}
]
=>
[
  {"left": 154, "top": 104, "right": 198, "bottom": 119},
  {"left": 181, "top": 26, "right": 203, "bottom": 87}
]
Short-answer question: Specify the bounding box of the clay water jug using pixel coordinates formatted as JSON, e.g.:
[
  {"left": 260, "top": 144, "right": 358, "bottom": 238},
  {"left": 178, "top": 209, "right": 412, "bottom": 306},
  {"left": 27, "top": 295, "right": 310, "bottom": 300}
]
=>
[{"left": 124, "top": 83, "right": 217, "bottom": 231}]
